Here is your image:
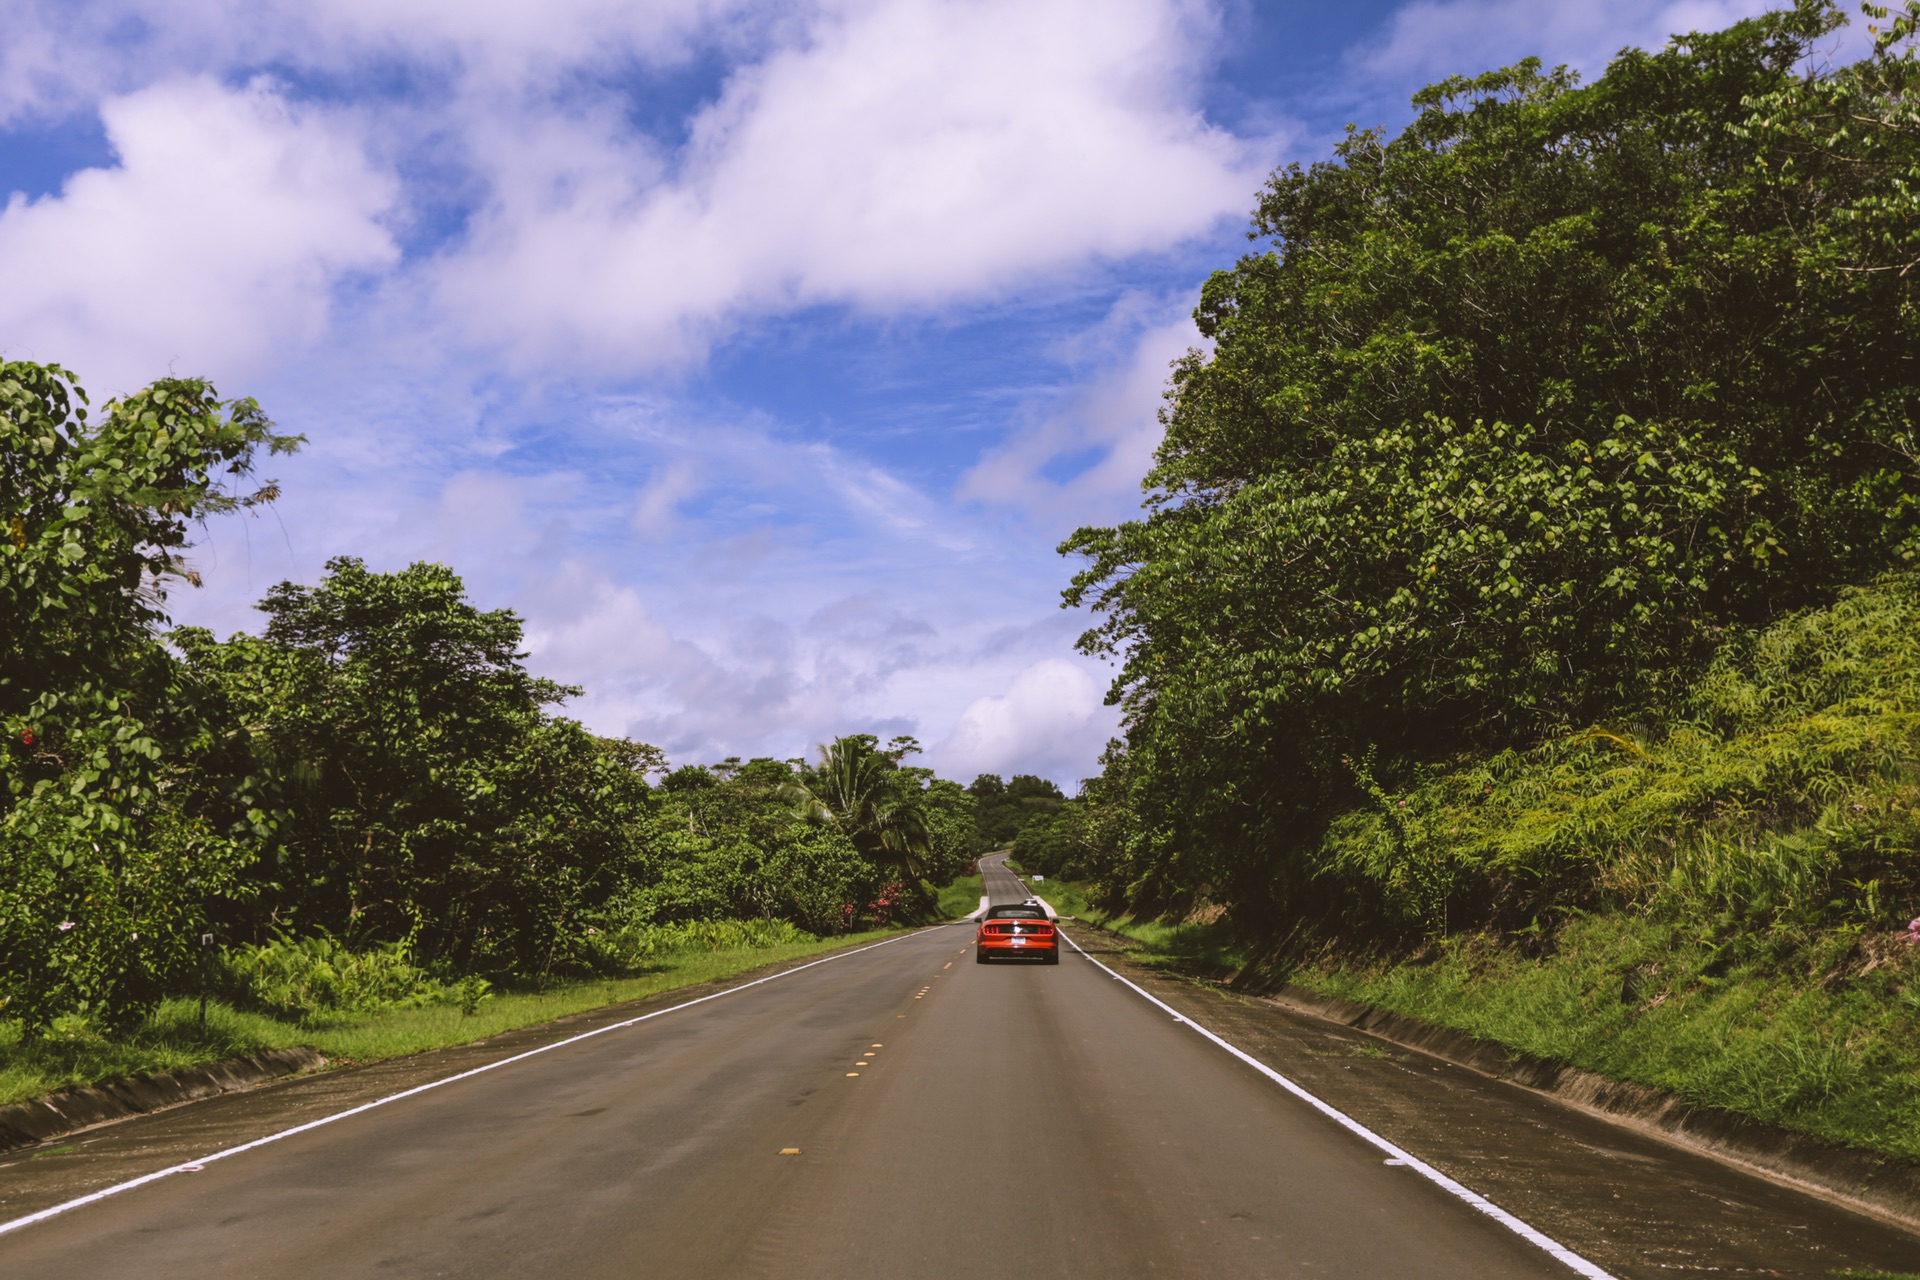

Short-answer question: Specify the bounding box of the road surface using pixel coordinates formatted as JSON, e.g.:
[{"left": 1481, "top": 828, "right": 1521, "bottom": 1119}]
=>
[{"left": 0, "top": 853, "right": 1913, "bottom": 1277}]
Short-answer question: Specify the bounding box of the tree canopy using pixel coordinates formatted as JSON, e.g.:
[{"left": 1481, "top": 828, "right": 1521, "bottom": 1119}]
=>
[{"left": 1062, "top": 1, "right": 1920, "bottom": 917}]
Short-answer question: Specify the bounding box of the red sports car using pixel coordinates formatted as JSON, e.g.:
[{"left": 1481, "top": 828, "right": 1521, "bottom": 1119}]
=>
[{"left": 975, "top": 903, "right": 1059, "bottom": 964}]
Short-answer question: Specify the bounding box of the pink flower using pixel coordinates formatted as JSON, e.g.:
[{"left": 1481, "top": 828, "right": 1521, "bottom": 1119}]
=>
[{"left": 57, "top": 921, "right": 75, "bottom": 931}]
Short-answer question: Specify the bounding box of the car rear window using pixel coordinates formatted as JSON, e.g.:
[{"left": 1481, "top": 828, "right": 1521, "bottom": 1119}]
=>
[{"left": 985, "top": 907, "right": 1047, "bottom": 919}]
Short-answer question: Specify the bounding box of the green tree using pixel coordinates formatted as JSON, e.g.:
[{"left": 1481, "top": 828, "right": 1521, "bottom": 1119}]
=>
[
  {"left": 910, "top": 776, "right": 979, "bottom": 884},
  {"left": 1063, "top": 1, "right": 1920, "bottom": 917},
  {"left": 1, "top": 362, "right": 297, "bottom": 1032},
  {"left": 968, "top": 772, "right": 1066, "bottom": 848},
  {"left": 179, "top": 557, "right": 656, "bottom": 978},
  {"left": 786, "top": 735, "right": 932, "bottom": 880}
]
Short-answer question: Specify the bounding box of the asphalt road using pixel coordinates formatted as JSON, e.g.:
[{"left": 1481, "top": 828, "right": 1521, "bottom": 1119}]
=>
[
  {"left": 981, "top": 847, "right": 1035, "bottom": 905},
  {"left": 0, "top": 855, "right": 1913, "bottom": 1278}
]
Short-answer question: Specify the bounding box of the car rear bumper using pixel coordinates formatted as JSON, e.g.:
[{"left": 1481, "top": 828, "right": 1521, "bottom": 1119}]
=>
[{"left": 977, "top": 939, "right": 1057, "bottom": 959}]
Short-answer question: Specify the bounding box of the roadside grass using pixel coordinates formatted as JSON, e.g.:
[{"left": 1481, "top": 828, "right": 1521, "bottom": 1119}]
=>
[
  {"left": 1040, "top": 878, "right": 1253, "bottom": 968},
  {"left": 1045, "top": 877, "right": 1920, "bottom": 1165},
  {"left": 1290, "top": 914, "right": 1920, "bottom": 1163},
  {"left": 0, "top": 930, "right": 895, "bottom": 1108},
  {"left": 937, "top": 873, "right": 985, "bottom": 919}
]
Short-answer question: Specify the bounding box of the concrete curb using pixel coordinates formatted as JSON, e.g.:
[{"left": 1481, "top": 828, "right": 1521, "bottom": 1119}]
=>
[
  {"left": 0, "top": 1048, "right": 326, "bottom": 1155},
  {"left": 1266, "top": 983, "right": 1920, "bottom": 1236}
]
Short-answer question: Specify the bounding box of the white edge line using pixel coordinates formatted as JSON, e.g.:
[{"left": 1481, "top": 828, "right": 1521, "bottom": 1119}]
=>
[
  {"left": 0, "top": 930, "right": 924, "bottom": 1239},
  {"left": 1060, "top": 931, "right": 1617, "bottom": 1280}
]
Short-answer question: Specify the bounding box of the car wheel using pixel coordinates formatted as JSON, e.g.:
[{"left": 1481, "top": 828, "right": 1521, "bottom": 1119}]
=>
[
  {"left": 975, "top": 948, "right": 989, "bottom": 964},
  {"left": 1045, "top": 948, "right": 1060, "bottom": 965}
]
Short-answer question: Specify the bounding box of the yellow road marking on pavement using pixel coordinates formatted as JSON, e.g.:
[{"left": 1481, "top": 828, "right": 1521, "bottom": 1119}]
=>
[
  {"left": 780, "top": 1148, "right": 801, "bottom": 1156},
  {"left": 846, "top": 1072, "right": 860, "bottom": 1077},
  {"left": 862, "top": 1052, "right": 875, "bottom": 1057},
  {"left": 871, "top": 1043, "right": 883, "bottom": 1048}
]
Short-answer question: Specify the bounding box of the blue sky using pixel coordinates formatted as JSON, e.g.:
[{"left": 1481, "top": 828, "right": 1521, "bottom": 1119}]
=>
[{"left": 1, "top": 0, "right": 1782, "bottom": 785}]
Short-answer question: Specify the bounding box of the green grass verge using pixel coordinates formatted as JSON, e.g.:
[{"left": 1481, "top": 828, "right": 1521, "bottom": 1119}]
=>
[
  {"left": 1289, "top": 914, "right": 1920, "bottom": 1164},
  {"left": 1039, "top": 878, "right": 1253, "bottom": 966},
  {"left": 0, "top": 930, "right": 895, "bottom": 1108},
  {"left": 936, "top": 873, "right": 985, "bottom": 919},
  {"left": 1044, "top": 878, "right": 1920, "bottom": 1165}
]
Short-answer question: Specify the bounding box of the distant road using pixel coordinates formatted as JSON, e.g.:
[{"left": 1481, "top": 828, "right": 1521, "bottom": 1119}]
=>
[
  {"left": 979, "top": 847, "right": 1032, "bottom": 905},
  {"left": 1, "top": 856, "right": 1914, "bottom": 1276}
]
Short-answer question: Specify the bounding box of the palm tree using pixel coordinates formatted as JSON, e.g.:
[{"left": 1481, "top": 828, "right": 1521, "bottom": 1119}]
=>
[{"left": 783, "top": 736, "right": 931, "bottom": 879}]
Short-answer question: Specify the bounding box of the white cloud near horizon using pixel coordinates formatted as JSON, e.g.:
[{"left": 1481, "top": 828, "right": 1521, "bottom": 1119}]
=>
[{"left": 933, "top": 658, "right": 1116, "bottom": 786}]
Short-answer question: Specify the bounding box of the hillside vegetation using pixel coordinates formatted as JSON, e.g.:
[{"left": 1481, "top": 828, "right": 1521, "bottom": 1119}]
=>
[{"left": 1020, "top": 1, "right": 1920, "bottom": 1155}]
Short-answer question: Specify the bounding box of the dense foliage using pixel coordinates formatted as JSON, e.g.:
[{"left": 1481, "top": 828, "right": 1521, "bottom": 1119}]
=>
[
  {"left": 1062, "top": 2, "right": 1920, "bottom": 925},
  {"left": 968, "top": 773, "right": 1067, "bottom": 849},
  {"left": 1, "top": 365, "right": 980, "bottom": 1035},
  {"left": 2, "top": 362, "right": 297, "bottom": 1032}
]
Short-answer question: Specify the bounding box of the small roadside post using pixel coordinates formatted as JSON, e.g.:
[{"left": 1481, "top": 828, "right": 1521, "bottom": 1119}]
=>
[{"left": 199, "top": 932, "right": 214, "bottom": 1038}]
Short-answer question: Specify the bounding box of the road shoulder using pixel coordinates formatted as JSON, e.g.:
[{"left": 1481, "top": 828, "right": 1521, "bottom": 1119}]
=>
[{"left": 1063, "top": 927, "right": 1920, "bottom": 1279}]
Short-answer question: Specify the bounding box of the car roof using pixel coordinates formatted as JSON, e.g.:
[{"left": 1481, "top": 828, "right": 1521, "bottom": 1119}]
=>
[{"left": 983, "top": 904, "right": 1049, "bottom": 918}]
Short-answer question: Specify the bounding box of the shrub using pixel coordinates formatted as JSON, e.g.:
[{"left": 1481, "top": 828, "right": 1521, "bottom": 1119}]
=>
[
  {"left": 581, "top": 918, "right": 814, "bottom": 972},
  {"left": 219, "top": 934, "right": 460, "bottom": 1021}
]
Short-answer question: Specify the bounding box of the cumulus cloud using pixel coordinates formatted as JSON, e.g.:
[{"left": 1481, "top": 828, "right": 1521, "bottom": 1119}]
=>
[
  {"left": 5, "top": 0, "right": 1268, "bottom": 378},
  {"left": 434, "top": 0, "right": 1270, "bottom": 369},
  {"left": 932, "top": 658, "right": 1116, "bottom": 786},
  {"left": 0, "top": 77, "right": 396, "bottom": 391}
]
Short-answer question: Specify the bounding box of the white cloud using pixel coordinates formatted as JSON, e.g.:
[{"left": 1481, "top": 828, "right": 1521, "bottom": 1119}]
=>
[
  {"left": 3, "top": 1, "right": 1266, "bottom": 381},
  {"left": 959, "top": 294, "right": 1198, "bottom": 530},
  {"left": 932, "top": 657, "right": 1116, "bottom": 785},
  {"left": 0, "top": 77, "right": 397, "bottom": 392},
  {"left": 433, "top": 0, "right": 1270, "bottom": 369},
  {"left": 0, "top": 0, "right": 766, "bottom": 123}
]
